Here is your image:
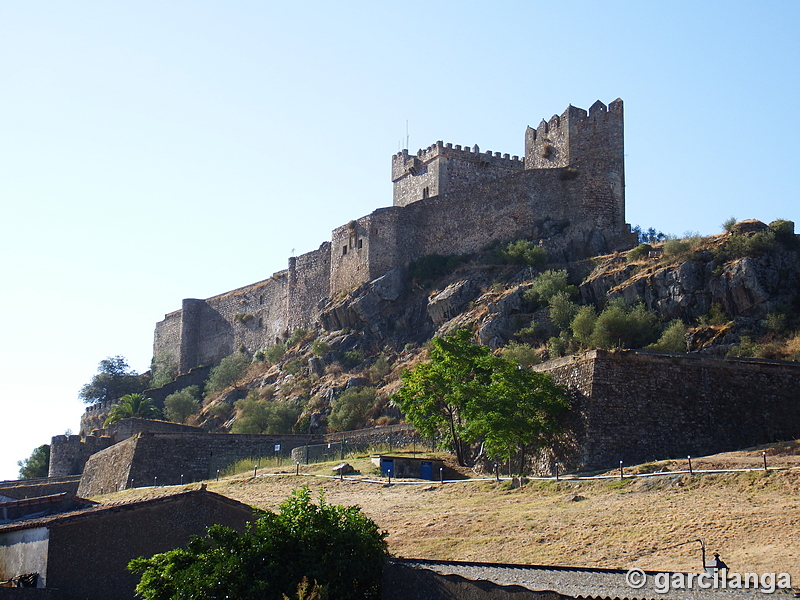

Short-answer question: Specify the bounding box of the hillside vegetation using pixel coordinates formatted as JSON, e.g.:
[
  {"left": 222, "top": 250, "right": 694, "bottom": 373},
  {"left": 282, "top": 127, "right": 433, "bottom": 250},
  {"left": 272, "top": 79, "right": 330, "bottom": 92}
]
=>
[{"left": 151, "top": 219, "right": 799, "bottom": 444}]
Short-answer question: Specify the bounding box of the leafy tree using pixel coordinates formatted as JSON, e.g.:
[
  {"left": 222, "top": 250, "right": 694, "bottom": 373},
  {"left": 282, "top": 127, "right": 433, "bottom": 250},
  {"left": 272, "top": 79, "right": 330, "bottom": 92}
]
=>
[
  {"left": 104, "top": 393, "right": 162, "bottom": 426},
  {"left": 394, "top": 330, "right": 569, "bottom": 466},
  {"left": 232, "top": 392, "right": 301, "bottom": 434},
  {"left": 328, "top": 387, "right": 376, "bottom": 432},
  {"left": 150, "top": 352, "right": 178, "bottom": 388},
  {"left": 17, "top": 444, "right": 50, "bottom": 479},
  {"left": 589, "top": 300, "right": 660, "bottom": 349},
  {"left": 626, "top": 243, "right": 652, "bottom": 262},
  {"left": 205, "top": 351, "right": 250, "bottom": 395},
  {"left": 548, "top": 290, "right": 580, "bottom": 331},
  {"left": 79, "top": 355, "right": 148, "bottom": 404},
  {"left": 129, "top": 486, "right": 389, "bottom": 600},
  {"left": 570, "top": 305, "right": 598, "bottom": 347},
  {"left": 523, "top": 269, "right": 575, "bottom": 307},
  {"left": 632, "top": 225, "right": 666, "bottom": 244},
  {"left": 164, "top": 386, "right": 200, "bottom": 424}
]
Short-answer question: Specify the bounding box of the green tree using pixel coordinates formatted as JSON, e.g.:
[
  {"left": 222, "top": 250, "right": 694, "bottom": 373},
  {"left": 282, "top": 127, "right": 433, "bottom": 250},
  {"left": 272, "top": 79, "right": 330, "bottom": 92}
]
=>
[
  {"left": 548, "top": 290, "right": 579, "bottom": 331},
  {"left": 232, "top": 393, "right": 301, "bottom": 434},
  {"left": 570, "top": 305, "right": 598, "bottom": 347},
  {"left": 328, "top": 388, "right": 376, "bottom": 432},
  {"left": 150, "top": 352, "right": 178, "bottom": 388},
  {"left": 17, "top": 444, "right": 50, "bottom": 479},
  {"left": 104, "top": 393, "right": 162, "bottom": 426},
  {"left": 523, "top": 269, "right": 575, "bottom": 308},
  {"left": 79, "top": 355, "right": 148, "bottom": 404},
  {"left": 394, "top": 330, "right": 569, "bottom": 466},
  {"left": 648, "top": 320, "right": 687, "bottom": 353},
  {"left": 590, "top": 300, "right": 660, "bottom": 349},
  {"left": 502, "top": 240, "right": 547, "bottom": 267},
  {"left": 129, "top": 486, "right": 389, "bottom": 600},
  {"left": 500, "top": 341, "right": 541, "bottom": 368},
  {"left": 163, "top": 386, "right": 201, "bottom": 424},
  {"left": 205, "top": 351, "right": 250, "bottom": 395}
]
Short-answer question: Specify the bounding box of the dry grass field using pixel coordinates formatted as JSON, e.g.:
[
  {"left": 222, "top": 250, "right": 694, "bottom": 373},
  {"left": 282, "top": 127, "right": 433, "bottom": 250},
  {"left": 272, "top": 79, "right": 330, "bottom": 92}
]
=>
[{"left": 104, "top": 443, "right": 800, "bottom": 580}]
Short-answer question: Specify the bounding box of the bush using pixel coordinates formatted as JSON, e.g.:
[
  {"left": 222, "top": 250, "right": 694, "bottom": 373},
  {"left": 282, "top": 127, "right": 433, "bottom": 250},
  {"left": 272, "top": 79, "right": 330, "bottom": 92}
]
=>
[
  {"left": 501, "top": 240, "right": 547, "bottom": 267},
  {"left": 311, "top": 340, "right": 330, "bottom": 356},
  {"left": 549, "top": 290, "right": 579, "bottom": 331},
  {"left": 286, "top": 328, "right": 312, "bottom": 348},
  {"left": 150, "top": 352, "right": 178, "bottom": 388},
  {"left": 523, "top": 269, "right": 574, "bottom": 307},
  {"left": 648, "top": 320, "right": 687, "bottom": 353},
  {"left": 626, "top": 243, "right": 652, "bottom": 262},
  {"left": 260, "top": 342, "right": 287, "bottom": 363},
  {"left": 232, "top": 392, "right": 301, "bottom": 434},
  {"left": 698, "top": 302, "right": 729, "bottom": 326},
  {"left": 500, "top": 342, "right": 541, "bottom": 367},
  {"left": 367, "top": 355, "right": 391, "bottom": 383},
  {"left": 570, "top": 305, "right": 598, "bottom": 347},
  {"left": 129, "top": 486, "right": 389, "bottom": 600},
  {"left": 589, "top": 300, "right": 660, "bottom": 349},
  {"left": 328, "top": 387, "right": 376, "bottom": 432},
  {"left": 722, "top": 217, "right": 737, "bottom": 232},
  {"left": 714, "top": 230, "right": 777, "bottom": 262},
  {"left": 769, "top": 219, "right": 797, "bottom": 248},
  {"left": 164, "top": 386, "right": 201, "bottom": 424},
  {"left": 206, "top": 351, "right": 250, "bottom": 395},
  {"left": 342, "top": 349, "right": 364, "bottom": 369}
]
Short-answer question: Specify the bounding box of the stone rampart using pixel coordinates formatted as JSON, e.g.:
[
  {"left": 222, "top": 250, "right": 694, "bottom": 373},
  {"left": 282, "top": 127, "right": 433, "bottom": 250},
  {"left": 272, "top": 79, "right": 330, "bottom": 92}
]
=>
[
  {"left": 48, "top": 435, "right": 114, "bottom": 478},
  {"left": 153, "top": 100, "right": 632, "bottom": 375},
  {"left": 535, "top": 349, "right": 800, "bottom": 471}
]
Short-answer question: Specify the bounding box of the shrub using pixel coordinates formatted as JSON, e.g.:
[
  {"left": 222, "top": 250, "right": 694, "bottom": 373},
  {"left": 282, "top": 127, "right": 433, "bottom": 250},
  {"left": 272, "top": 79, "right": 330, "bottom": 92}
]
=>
[
  {"left": 714, "top": 230, "right": 777, "bottom": 262},
  {"left": 342, "top": 349, "right": 364, "bottom": 369},
  {"left": 764, "top": 312, "right": 787, "bottom": 335},
  {"left": 626, "top": 243, "right": 652, "bottom": 262},
  {"left": 727, "top": 335, "right": 760, "bottom": 358},
  {"left": 647, "top": 320, "right": 687, "bottom": 353},
  {"left": 234, "top": 313, "right": 254, "bottom": 324},
  {"left": 311, "top": 340, "right": 330, "bottom": 356},
  {"left": 769, "top": 219, "right": 797, "bottom": 248},
  {"left": 205, "top": 351, "right": 250, "bottom": 395},
  {"left": 164, "top": 386, "right": 201, "bottom": 424},
  {"left": 286, "top": 328, "right": 312, "bottom": 348},
  {"left": 283, "top": 359, "right": 304, "bottom": 375},
  {"left": 328, "top": 387, "right": 377, "bottom": 432},
  {"left": 589, "top": 300, "right": 660, "bottom": 349},
  {"left": 523, "top": 269, "right": 574, "bottom": 307},
  {"left": 570, "top": 305, "right": 598, "bottom": 347},
  {"left": 129, "top": 486, "right": 389, "bottom": 600},
  {"left": 150, "top": 352, "right": 178, "bottom": 388},
  {"left": 232, "top": 392, "right": 301, "bottom": 434},
  {"left": 265, "top": 343, "right": 287, "bottom": 363},
  {"left": 367, "top": 355, "right": 391, "bottom": 383},
  {"left": 698, "top": 302, "right": 729, "bottom": 326},
  {"left": 548, "top": 336, "right": 567, "bottom": 358},
  {"left": 549, "top": 290, "right": 579, "bottom": 331},
  {"left": 501, "top": 240, "right": 547, "bottom": 268},
  {"left": 500, "top": 342, "right": 541, "bottom": 367},
  {"left": 722, "top": 217, "right": 737, "bottom": 232}
]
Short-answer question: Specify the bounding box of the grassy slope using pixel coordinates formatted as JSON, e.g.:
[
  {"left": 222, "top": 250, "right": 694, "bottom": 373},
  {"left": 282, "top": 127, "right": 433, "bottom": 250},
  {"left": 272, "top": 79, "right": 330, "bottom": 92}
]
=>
[{"left": 100, "top": 445, "right": 800, "bottom": 579}]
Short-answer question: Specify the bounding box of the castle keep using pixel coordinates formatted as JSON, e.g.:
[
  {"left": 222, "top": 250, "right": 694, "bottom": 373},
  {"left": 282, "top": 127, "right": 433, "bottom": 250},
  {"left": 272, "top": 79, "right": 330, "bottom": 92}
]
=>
[{"left": 154, "top": 99, "right": 633, "bottom": 374}]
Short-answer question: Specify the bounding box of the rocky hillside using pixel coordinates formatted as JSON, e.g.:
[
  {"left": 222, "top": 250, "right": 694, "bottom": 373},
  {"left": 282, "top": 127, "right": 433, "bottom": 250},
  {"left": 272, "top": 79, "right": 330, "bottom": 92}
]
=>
[{"left": 184, "top": 219, "right": 799, "bottom": 435}]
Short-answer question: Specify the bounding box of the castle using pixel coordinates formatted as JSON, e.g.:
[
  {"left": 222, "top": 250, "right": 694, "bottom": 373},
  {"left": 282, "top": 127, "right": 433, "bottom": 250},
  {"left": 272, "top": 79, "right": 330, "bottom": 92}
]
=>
[{"left": 154, "top": 99, "right": 634, "bottom": 374}]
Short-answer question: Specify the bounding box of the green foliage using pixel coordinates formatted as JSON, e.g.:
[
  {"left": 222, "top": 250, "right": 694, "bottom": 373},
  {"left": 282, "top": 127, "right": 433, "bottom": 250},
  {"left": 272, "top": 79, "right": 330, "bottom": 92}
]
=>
[
  {"left": 408, "top": 254, "right": 465, "bottom": 287},
  {"left": 367, "top": 355, "right": 391, "bottom": 383},
  {"left": 500, "top": 342, "right": 541, "bottom": 368},
  {"left": 626, "top": 243, "right": 652, "bottom": 262},
  {"left": 17, "top": 444, "right": 50, "bottom": 479},
  {"left": 727, "top": 335, "right": 760, "bottom": 358},
  {"left": 129, "top": 486, "right": 388, "bottom": 600},
  {"left": 589, "top": 300, "right": 661, "bottom": 349},
  {"left": 311, "top": 340, "right": 330, "bottom": 356},
  {"left": 163, "top": 386, "right": 200, "bottom": 424},
  {"left": 265, "top": 343, "right": 287, "bottom": 363},
  {"left": 523, "top": 269, "right": 574, "bottom": 308},
  {"left": 647, "top": 320, "right": 687, "bottom": 353},
  {"left": 342, "top": 349, "right": 364, "bottom": 369},
  {"left": 283, "top": 359, "right": 304, "bottom": 375},
  {"left": 548, "top": 336, "right": 568, "bottom": 358},
  {"left": 698, "top": 302, "right": 729, "bottom": 326},
  {"left": 722, "top": 217, "right": 737, "bottom": 232},
  {"left": 764, "top": 312, "right": 787, "bottom": 335},
  {"left": 234, "top": 313, "right": 255, "bottom": 324},
  {"left": 632, "top": 226, "right": 666, "bottom": 244},
  {"left": 662, "top": 234, "right": 702, "bottom": 261},
  {"left": 570, "top": 305, "right": 598, "bottom": 347},
  {"left": 150, "top": 352, "right": 178, "bottom": 388},
  {"left": 286, "top": 328, "right": 312, "bottom": 348},
  {"left": 232, "top": 392, "right": 301, "bottom": 434},
  {"left": 104, "top": 393, "right": 162, "bottom": 426},
  {"left": 394, "top": 329, "right": 569, "bottom": 466},
  {"left": 714, "top": 230, "right": 777, "bottom": 262},
  {"left": 206, "top": 351, "right": 250, "bottom": 395},
  {"left": 79, "top": 355, "right": 148, "bottom": 404},
  {"left": 769, "top": 219, "right": 798, "bottom": 248},
  {"left": 501, "top": 240, "right": 547, "bottom": 267},
  {"left": 548, "top": 290, "right": 580, "bottom": 331},
  {"left": 328, "top": 387, "right": 376, "bottom": 432}
]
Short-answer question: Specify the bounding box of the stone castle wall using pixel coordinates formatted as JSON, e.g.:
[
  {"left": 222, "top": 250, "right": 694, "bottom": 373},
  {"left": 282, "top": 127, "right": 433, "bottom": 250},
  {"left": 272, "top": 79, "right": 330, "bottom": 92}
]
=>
[
  {"left": 154, "top": 99, "right": 632, "bottom": 374},
  {"left": 536, "top": 349, "right": 800, "bottom": 471}
]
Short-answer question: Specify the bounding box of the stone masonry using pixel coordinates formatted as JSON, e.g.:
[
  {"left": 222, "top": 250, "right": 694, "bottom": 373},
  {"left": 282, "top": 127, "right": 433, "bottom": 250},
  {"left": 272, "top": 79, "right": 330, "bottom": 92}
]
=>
[{"left": 154, "top": 99, "right": 635, "bottom": 374}]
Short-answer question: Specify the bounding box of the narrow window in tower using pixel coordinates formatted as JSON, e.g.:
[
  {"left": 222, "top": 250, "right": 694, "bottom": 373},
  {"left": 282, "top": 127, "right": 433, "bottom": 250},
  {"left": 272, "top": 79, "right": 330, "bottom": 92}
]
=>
[
  {"left": 342, "top": 246, "right": 348, "bottom": 256},
  {"left": 357, "top": 239, "right": 363, "bottom": 249},
  {"left": 422, "top": 186, "right": 430, "bottom": 199}
]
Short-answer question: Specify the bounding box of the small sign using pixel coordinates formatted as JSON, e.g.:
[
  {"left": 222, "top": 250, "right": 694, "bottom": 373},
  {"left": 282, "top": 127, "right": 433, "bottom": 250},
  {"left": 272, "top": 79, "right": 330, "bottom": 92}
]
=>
[{"left": 274, "top": 444, "right": 281, "bottom": 452}]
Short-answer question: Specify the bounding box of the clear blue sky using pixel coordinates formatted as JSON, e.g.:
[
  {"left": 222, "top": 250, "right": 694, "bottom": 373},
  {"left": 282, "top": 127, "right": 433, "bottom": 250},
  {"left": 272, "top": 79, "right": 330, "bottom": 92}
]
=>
[{"left": 1, "top": 1, "right": 798, "bottom": 480}]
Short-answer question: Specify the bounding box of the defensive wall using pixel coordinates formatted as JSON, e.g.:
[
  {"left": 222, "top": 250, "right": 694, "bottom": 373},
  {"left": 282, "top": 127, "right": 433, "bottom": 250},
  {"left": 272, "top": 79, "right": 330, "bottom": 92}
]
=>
[
  {"left": 154, "top": 99, "right": 634, "bottom": 374},
  {"left": 535, "top": 349, "right": 800, "bottom": 471}
]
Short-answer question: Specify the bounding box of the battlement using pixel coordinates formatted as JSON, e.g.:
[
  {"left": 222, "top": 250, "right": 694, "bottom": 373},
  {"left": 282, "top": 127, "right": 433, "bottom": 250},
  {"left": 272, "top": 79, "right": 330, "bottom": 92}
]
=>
[{"left": 391, "top": 141, "right": 523, "bottom": 182}]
